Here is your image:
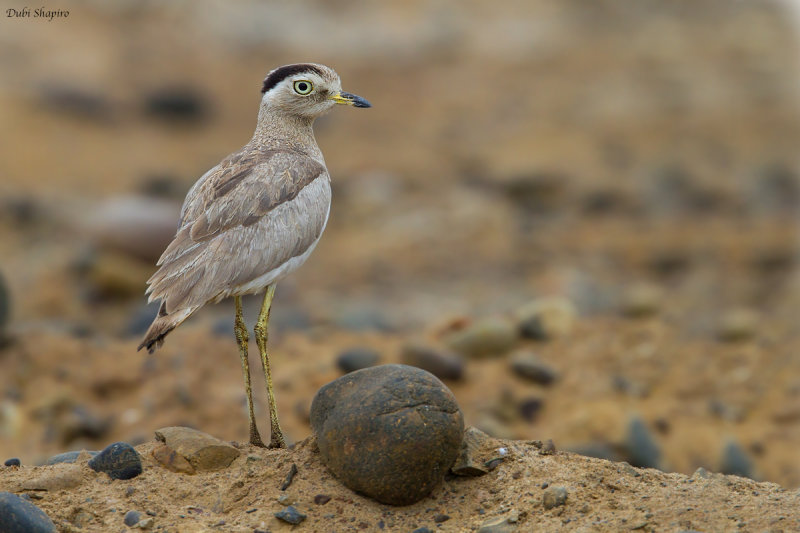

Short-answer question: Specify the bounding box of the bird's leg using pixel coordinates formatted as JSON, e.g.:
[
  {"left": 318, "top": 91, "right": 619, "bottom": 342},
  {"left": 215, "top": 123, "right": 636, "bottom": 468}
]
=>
[
  {"left": 235, "top": 296, "right": 266, "bottom": 448},
  {"left": 254, "top": 284, "right": 286, "bottom": 449}
]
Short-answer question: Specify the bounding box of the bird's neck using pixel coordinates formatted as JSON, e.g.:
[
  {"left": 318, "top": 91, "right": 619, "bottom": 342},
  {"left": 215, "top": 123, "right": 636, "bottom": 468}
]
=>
[{"left": 251, "top": 111, "right": 324, "bottom": 163}]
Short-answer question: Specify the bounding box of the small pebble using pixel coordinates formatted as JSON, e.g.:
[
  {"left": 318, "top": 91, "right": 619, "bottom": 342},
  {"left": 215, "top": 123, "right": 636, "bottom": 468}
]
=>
[
  {"left": 514, "top": 297, "right": 575, "bottom": 340},
  {"left": 399, "top": 342, "right": 465, "bottom": 380},
  {"left": 314, "top": 494, "right": 331, "bottom": 505},
  {"left": 518, "top": 397, "right": 544, "bottom": 422},
  {"left": 542, "top": 486, "right": 568, "bottom": 509},
  {"left": 509, "top": 352, "right": 558, "bottom": 385},
  {"left": 717, "top": 309, "right": 758, "bottom": 342},
  {"left": 280, "top": 463, "right": 298, "bottom": 490},
  {"left": 274, "top": 505, "right": 306, "bottom": 525},
  {"left": 45, "top": 450, "right": 98, "bottom": 465},
  {"left": 4, "top": 458, "right": 20, "bottom": 467},
  {"left": 412, "top": 528, "right": 433, "bottom": 533},
  {"left": 123, "top": 510, "right": 141, "bottom": 527},
  {"left": 620, "top": 283, "right": 663, "bottom": 318},
  {"left": 0, "top": 491, "right": 56, "bottom": 533},
  {"left": 433, "top": 513, "right": 450, "bottom": 523},
  {"left": 88, "top": 442, "right": 143, "bottom": 480},
  {"left": 446, "top": 317, "right": 517, "bottom": 358},
  {"left": 624, "top": 416, "right": 662, "bottom": 469},
  {"left": 335, "top": 346, "right": 380, "bottom": 373},
  {"left": 143, "top": 87, "right": 208, "bottom": 123},
  {"left": 485, "top": 458, "right": 504, "bottom": 471},
  {"left": 720, "top": 439, "right": 755, "bottom": 479}
]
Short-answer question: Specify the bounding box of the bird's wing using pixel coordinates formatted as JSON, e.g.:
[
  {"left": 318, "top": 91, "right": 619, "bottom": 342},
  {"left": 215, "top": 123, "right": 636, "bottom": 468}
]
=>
[{"left": 146, "top": 146, "right": 328, "bottom": 310}]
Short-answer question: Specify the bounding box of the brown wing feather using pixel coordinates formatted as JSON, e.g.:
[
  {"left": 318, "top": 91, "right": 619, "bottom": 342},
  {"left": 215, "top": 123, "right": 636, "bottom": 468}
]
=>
[{"left": 146, "top": 144, "right": 326, "bottom": 311}]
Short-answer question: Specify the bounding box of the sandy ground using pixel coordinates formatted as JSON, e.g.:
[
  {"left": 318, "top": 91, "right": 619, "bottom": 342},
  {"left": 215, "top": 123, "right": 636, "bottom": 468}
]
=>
[{"left": 2, "top": 428, "right": 800, "bottom": 532}]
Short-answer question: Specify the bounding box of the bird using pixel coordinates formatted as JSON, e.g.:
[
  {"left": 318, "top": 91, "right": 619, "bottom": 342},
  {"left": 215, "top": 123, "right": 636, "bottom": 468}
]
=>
[{"left": 137, "top": 63, "right": 371, "bottom": 448}]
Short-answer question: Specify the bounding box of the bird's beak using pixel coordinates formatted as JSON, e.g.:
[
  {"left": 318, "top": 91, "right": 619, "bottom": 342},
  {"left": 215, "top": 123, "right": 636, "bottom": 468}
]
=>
[{"left": 330, "top": 91, "right": 371, "bottom": 108}]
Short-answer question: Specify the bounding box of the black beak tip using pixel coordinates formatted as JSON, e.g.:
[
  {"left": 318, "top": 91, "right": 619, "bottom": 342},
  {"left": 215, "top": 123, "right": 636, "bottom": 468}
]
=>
[{"left": 353, "top": 97, "right": 372, "bottom": 109}]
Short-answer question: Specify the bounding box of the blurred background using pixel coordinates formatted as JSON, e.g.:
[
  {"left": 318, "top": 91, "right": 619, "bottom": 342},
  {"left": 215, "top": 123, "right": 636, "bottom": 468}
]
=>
[{"left": 1, "top": 0, "right": 799, "bottom": 486}]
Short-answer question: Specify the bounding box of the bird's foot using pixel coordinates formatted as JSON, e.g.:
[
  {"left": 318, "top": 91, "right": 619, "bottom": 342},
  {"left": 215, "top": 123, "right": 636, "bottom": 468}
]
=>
[{"left": 268, "top": 431, "right": 286, "bottom": 449}]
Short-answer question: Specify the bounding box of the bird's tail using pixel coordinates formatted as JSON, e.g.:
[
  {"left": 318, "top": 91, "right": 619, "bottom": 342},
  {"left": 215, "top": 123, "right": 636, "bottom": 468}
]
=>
[{"left": 137, "top": 302, "right": 197, "bottom": 354}]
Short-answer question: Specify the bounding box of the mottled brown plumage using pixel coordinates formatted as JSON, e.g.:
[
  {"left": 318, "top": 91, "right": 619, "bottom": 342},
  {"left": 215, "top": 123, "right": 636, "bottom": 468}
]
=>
[{"left": 136, "top": 63, "right": 370, "bottom": 447}]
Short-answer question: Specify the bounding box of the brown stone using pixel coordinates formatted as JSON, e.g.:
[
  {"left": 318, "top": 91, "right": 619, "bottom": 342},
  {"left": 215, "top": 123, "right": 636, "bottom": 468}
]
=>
[
  {"left": 451, "top": 427, "right": 492, "bottom": 477},
  {"left": 310, "top": 364, "right": 464, "bottom": 505},
  {"left": 152, "top": 443, "right": 195, "bottom": 474},
  {"left": 154, "top": 427, "right": 240, "bottom": 472}
]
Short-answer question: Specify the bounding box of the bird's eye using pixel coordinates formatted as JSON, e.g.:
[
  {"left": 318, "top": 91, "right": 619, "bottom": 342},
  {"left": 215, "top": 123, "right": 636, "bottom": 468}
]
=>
[{"left": 293, "top": 80, "right": 313, "bottom": 95}]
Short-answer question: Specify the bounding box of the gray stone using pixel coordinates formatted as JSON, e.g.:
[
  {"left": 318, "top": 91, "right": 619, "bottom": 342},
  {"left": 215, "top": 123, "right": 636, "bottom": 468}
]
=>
[
  {"left": 542, "top": 486, "right": 568, "bottom": 509},
  {"left": 311, "top": 364, "right": 464, "bottom": 505},
  {"left": 88, "top": 442, "right": 142, "bottom": 480},
  {"left": 45, "top": 450, "right": 98, "bottom": 465},
  {"left": 143, "top": 87, "right": 208, "bottom": 123},
  {"left": 623, "top": 417, "right": 662, "bottom": 470},
  {"left": 274, "top": 505, "right": 306, "bottom": 525},
  {"left": 446, "top": 318, "right": 517, "bottom": 358},
  {"left": 514, "top": 297, "right": 576, "bottom": 340},
  {"left": 720, "top": 439, "right": 755, "bottom": 479},
  {"left": 154, "top": 426, "right": 240, "bottom": 472},
  {"left": 4, "top": 458, "right": 20, "bottom": 467},
  {"left": 400, "top": 342, "right": 465, "bottom": 380},
  {"left": 124, "top": 510, "right": 142, "bottom": 527},
  {"left": 0, "top": 492, "right": 56, "bottom": 533},
  {"left": 509, "top": 352, "right": 557, "bottom": 385},
  {"left": 335, "top": 346, "right": 380, "bottom": 373},
  {"left": 518, "top": 397, "right": 544, "bottom": 422}
]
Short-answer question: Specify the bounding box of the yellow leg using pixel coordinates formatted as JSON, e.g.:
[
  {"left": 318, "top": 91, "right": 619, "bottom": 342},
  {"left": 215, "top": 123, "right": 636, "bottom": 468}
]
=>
[
  {"left": 235, "top": 296, "right": 265, "bottom": 448},
  {"left": 254, "top": 285, "right": 285, "bottom": 448}
]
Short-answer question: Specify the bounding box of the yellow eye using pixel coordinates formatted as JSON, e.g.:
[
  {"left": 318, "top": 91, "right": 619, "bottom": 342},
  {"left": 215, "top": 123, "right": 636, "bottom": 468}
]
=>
[{"left": 293, "top": 80, "right": 313, "bottom": 95}]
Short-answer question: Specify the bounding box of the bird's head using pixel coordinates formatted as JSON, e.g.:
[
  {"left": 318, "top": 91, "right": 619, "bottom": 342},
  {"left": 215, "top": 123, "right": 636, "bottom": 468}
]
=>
[{"left": 259, "top": 63, "right": 371, "bottom": 119}]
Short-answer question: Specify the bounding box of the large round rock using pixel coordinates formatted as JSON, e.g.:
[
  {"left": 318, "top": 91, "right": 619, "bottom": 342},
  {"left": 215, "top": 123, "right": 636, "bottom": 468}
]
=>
[
  {"left": 310, "top": 364, "right": 464, "bottom": 505},
  {"left": 0, "top": 492, "right": 56, "bottom": 533}
]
